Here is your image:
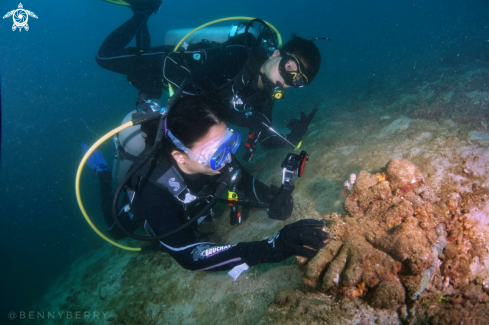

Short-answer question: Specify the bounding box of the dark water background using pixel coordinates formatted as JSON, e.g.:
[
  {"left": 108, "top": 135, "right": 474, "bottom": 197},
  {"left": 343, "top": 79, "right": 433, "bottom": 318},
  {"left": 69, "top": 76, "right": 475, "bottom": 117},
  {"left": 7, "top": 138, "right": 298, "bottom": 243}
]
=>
[{"left": 0, "top": 0, "right": 487, "bottom": 322}]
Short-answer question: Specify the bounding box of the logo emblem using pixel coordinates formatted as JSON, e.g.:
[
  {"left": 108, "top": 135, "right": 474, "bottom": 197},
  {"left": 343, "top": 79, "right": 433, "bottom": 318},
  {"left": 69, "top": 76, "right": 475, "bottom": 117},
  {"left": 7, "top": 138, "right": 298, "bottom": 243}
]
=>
[
  {"left": 268, "top": 232, "right": 280, "bottom": 248},
  {"left": 3, "top": 3, "right": 38, "bottom": 32},
  {"left": 168, "top": 177, "right": 180, "bottom": 192}
]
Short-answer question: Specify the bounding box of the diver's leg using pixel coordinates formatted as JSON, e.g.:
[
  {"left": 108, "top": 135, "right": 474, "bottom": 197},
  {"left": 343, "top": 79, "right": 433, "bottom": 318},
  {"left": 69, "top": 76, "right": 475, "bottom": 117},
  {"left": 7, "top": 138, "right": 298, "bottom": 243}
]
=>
[
  {"left": 96, "top": 0, "right": 166, "bottom": 99},
  {"left": 96, "top": 0, "right": 161, "bottom": 74},
  {"left": 136, "top": 16, "right": 151, "bottom": 50},
  {"left": 128, "top": 0, "right": 161, "bottom": 46},
  {"left": 97, "top": 11, "right": 148, "bottom": 59}
]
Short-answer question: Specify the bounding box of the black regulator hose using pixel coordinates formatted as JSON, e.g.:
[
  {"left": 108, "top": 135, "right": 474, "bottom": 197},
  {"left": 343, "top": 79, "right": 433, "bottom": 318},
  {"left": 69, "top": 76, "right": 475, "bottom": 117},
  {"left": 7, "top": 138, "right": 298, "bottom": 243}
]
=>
[{"left": 244, "top": 18, "right": 276, "bottom": 61}]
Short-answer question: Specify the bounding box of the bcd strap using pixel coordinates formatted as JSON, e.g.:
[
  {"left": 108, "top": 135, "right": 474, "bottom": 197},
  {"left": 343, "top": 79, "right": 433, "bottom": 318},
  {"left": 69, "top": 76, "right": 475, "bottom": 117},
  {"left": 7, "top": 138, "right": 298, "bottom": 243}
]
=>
[
  {"left": 134, "top": 157, "right": 187, "bottom": 197},
  {"left": 117, "top": 144, "right": 139, "bottom": 162},
  {"left": 152, "top": 165, "right": 186, "bottom": 196}
]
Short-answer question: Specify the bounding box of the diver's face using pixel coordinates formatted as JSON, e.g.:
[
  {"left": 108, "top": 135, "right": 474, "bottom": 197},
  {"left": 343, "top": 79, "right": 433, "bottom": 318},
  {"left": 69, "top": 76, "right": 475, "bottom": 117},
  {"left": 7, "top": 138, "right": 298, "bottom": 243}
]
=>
[
  {"left": 172, "top": 122, "right": 228, "bottom": 176},
  {"left": 260, "top": 50, "right": 303, "bottom": 89}
]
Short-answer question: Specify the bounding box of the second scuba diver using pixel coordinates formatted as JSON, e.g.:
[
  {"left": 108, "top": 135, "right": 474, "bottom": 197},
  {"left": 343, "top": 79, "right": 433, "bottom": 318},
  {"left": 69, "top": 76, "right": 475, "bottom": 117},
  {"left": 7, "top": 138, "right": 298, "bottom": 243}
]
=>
[
  {"left": 90, "top": 95, "right": 329, "bottom": 273},
  {"left": 95, "top": 0, "right": 323, "bottom": 160}
]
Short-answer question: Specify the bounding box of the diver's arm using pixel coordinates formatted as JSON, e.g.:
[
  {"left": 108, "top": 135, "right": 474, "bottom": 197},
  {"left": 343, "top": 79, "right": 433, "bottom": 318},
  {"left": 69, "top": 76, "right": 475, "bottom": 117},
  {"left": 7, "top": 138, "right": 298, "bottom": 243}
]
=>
[
  {"left": 257, "top": 109, "right": 301, "bottom": 150},
  {"left": 137, "top": 183, "right": 327, "bottom": 272},
  {"left": 260, "top": 107, "right": 319, "bottom": 150},
  {"left": 135, "top": 182, "right": 247, "bottom": 271},
  {"left": 236, "top": 102, "right": 297, "bottom": 150},
  {"left": 258, "top": 127, "right": 295, "bottom": 150}
]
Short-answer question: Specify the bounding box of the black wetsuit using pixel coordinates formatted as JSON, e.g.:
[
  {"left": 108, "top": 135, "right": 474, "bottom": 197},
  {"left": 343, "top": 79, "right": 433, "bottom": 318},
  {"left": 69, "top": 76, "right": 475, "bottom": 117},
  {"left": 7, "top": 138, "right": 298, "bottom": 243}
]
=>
[
  {"left": 96, "top": 11, "right": 171, "bottom": 100},
  {"left": 96, "top": 14, "right": 295, "bottom": 150},
  {"left": 100, "top": 155, "right": 274, "bottom": 271}
]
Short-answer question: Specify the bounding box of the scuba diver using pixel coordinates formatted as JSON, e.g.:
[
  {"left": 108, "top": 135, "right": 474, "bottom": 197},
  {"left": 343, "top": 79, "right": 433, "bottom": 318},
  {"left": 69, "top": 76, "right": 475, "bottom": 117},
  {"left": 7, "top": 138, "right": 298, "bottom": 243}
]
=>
[
  {"left": 96, "top": 0, "right": 323, "bottom": 161},
  {"left": 85, "top": 95, "right": 328, "bottom": 273}
]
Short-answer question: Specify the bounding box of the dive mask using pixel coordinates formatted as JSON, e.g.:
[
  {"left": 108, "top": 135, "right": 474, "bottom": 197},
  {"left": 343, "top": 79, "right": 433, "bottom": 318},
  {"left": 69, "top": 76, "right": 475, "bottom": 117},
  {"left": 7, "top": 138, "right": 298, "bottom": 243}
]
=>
[
  {"left": 167, "top": 129, "right": 242, "bottom": 170},
  {"left": 278, "top": 53, "right": 309, "bottom": 88}
]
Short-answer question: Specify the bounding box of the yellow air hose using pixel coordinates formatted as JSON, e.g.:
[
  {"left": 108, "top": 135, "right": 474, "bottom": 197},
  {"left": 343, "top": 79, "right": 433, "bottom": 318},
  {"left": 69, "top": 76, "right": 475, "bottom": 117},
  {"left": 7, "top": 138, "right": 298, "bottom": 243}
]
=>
[{"left": 75, "top": 121, "right": 141, "bottom": 251}]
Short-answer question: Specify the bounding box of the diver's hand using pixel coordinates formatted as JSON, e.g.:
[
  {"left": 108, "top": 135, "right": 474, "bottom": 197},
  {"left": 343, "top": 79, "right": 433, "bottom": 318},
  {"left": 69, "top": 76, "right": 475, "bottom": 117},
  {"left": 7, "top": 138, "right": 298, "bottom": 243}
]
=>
[
  {"left": 286, "top": 106, "right": 319, "bottom": 142},
  {"left": 267, "top": 185, "right": 294, "bottom": 220},
  {"left": 268, "top": 219, "right": 329, "bottom": 261},
  {"left": 236, "top": 219, "right": 329, "bottom": 266}
]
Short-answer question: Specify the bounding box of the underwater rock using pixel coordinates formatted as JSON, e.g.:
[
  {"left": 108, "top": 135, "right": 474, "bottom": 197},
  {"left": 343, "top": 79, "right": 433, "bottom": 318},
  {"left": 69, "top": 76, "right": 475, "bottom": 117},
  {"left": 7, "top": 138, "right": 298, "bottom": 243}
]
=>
[
  {"left": 271, "top": 157, "right": 489, "bottom": 324},
  {"left": 262, "top": 288, "right": 400, "bottom": 325},
  {"left": 441, "top": 200, "right": 489, "bottom": 291},
  {"left": 386, "top": 158, "right": 425, "bottom": 193},
  {"left": 366, "top": 279, "right": 405, "bottom": 309},
  {"left": 304, "top": 159, "right": 446, "bottom": 308}
]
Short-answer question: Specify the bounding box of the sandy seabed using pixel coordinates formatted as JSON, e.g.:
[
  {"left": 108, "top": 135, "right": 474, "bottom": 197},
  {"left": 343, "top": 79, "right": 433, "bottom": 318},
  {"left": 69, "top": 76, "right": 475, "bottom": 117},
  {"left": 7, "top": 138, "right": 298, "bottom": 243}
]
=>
[{"left": 28, "top": 59, "right": 489, "bottom": 324}]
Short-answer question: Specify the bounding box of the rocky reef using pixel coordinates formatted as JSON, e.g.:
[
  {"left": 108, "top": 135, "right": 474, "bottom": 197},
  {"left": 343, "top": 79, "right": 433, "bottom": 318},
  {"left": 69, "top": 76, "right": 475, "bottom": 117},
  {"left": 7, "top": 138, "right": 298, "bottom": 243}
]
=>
[{"left": 263, "top": 159, "right": 489, "bottom": 324}]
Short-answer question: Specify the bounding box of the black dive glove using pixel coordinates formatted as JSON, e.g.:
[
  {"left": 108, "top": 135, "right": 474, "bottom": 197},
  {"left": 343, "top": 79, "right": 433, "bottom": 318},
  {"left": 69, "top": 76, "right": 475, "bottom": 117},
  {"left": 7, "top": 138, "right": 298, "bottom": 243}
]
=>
[
  {"left": 267, "top": 185, "right": 294, "bottom": 220},
  {"left": 236, "top": 219, "right": 329, "bottom": 266},
  {"left": 286, "top": 106, "right": 319, "bottom": 143}
]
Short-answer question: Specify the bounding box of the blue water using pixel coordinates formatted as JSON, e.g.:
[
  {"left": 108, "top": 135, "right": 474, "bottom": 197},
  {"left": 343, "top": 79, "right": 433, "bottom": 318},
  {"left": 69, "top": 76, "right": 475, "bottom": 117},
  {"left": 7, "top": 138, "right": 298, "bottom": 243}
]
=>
[{"left": 0, "top": 0, "right": 487, "bottom": 322}]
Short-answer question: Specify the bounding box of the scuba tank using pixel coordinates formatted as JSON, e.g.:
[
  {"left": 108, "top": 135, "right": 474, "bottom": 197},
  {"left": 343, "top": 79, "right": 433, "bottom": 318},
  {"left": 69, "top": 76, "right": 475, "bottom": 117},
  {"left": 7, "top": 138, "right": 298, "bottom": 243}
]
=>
[
  {"left": 112, "top": 110, "right": 145, "bottom": 187},
  {"left": 112, "top": 100, "right": 163, "bottom": 187},
  {"left": 163, "top": 25, "right": 260, "bottom": 47}
]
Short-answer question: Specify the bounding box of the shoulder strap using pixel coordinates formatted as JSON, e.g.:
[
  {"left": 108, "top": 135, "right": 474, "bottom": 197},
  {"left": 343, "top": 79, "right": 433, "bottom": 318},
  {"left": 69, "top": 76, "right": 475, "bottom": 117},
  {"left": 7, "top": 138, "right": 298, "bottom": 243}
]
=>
[
  {"left": 149, "top": 164, "right": 187, "bottom": 196},
  {"left": 117, "top": 143, "right": 139, "bottom": 162},
  {"left": 134, "top": 155, "right": 188, "bottom": 197}
]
